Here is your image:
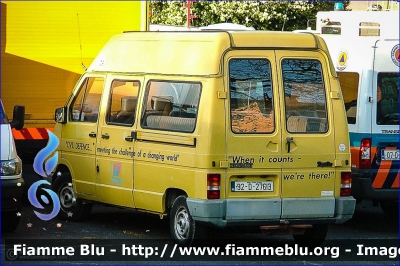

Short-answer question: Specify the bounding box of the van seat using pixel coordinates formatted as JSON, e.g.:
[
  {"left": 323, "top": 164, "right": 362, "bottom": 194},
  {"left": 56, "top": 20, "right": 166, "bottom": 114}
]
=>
[
  {"left": 287, "top": 116, "right": 308, "bottom": 132},
  {"left": 307, "top": 117, "right": 327, "bottom": 132},
  {"left": 287, "top": 116, "right": 327, "bottom": 133},
  {"left": 114, "top": 96, "right": 137, "bottom": 124},
  {"left": 146, "top": 115, "right": 195, "bottom": 132},
  {"left": 151, "top": 96, "right": 173, "bottom": 115}
]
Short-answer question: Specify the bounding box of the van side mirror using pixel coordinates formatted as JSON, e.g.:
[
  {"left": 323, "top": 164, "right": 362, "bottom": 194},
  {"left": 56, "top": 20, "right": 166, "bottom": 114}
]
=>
[
  {"left": 55, "top": 107, "right": 67, "bottom": 124},
  {"left": 10, "top": 105, "right": 25, "bottom": 130}
]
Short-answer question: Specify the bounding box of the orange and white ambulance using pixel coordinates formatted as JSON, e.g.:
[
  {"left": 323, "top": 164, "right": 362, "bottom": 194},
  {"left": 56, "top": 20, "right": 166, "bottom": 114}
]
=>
[{"left": 315, "top": 10, "right": 399, "bottom": 217}]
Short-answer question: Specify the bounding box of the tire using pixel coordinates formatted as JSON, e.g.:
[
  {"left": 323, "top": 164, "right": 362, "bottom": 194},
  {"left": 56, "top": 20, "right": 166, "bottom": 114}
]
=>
[
  {"left": 170, "top": 196, "right": 195, "bottom": 246},
  {"left": 53, "top": 173, "right": 92, "bottom": 222},
  {"left": 292, "top": 224, "right": 328, "bottom": 248},
  {"left": 380, "top": 200, "right": 399, "bottom": 220},
  {"left": 2, "top": 209, "right": 21, "bottom": 232}
]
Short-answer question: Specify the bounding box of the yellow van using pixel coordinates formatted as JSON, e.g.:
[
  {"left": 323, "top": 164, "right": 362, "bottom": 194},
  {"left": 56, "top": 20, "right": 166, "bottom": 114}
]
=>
[{"left": 51, "top": 31, "right": 355, "bottom": 246}]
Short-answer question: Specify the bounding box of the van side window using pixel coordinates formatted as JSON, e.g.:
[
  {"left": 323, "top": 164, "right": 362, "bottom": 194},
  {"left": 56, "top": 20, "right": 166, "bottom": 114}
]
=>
[
  {"left": 70, "top": 77, "right": 104, "bottom": 122},
  {"left": 359, "top": 22, "right": 380, "bottom": 36},
  {"left": 377, "top": 73, "right": 399, "bottom": 125},
  {"left": 282, "top": 59, "right": 328, "bottom": 133},
  {"left": 338, "top": 72, "right": 359, "bottom": 124},
  {"left": 107, "top": 80, "right": 140, "bottom": 126},
  {"left": 141, "top": 81, "right": 201, "bottom": 132},
  {"left": 321, "top": 21, "right": 341, "bottom": 35},
  {"left": 229, "top": 59, "right": 274, "bottom": 134}
]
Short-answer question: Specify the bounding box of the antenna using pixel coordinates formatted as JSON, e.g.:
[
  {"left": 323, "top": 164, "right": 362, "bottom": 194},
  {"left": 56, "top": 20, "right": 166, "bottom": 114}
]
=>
[
  {"left": 281, "top": 3, "right": 289, "bottom": 31},
  {"left": 77, "top": 13, "right": 87, "bottom": 71}
]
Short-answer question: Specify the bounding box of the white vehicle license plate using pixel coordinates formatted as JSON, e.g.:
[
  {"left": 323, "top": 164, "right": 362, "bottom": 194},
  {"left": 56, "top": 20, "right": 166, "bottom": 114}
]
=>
[
  {"left": 231, "top": 181, "right": 273, "bottom": 192},
  {"left": 381, "top": 149, "right": 399, "bottom": 161}
]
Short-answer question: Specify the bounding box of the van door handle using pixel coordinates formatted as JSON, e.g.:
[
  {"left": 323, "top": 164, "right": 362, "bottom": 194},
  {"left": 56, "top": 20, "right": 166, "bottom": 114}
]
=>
[
  {"left": 101, "top": 133, "right": 110, "bottom": 139},
  {"left": 286, "top": 137, "right": 294, "bottom": 153},
  {"left": 125, "top": 131, "right": 137, "bottom": 142},
  {"left": 89, "top": 132, "right": 96, "bottom": 138}
]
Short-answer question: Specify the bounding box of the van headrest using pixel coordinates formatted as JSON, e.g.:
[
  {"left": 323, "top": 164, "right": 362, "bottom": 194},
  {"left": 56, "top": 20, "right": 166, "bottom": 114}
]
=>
[
  {"left": 121, "top": 96, "right": 137, "bottom": 112},
  {"left": 151, "top": 96, "right": 173, "bottom": 111}
]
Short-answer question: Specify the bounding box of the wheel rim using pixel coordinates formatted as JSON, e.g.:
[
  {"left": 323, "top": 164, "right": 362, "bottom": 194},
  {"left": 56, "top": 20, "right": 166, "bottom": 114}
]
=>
[
  {"left": 59, "top": 183, "right": 76, "bottom": 210},
  {"left": 174, "top": 206, "right": 190, "bottom": 240}
]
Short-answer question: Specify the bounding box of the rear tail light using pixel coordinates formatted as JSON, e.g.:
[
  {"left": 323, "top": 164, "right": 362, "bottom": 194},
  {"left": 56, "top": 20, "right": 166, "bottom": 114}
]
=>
[
  {"left": 207, "top": 173, "right": 220, "bottom": 199},
  {"left": 360, "top": 138, "right": 371, "bottom": 169},
  {"left": 341, "top": 172, "right": 352, "bottom": 197}
]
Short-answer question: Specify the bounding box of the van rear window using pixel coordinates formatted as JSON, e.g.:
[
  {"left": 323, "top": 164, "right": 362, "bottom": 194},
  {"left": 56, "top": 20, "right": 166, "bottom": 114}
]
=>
[
  {"left": 282, "top": 59, "right": 328, "bottom": 133},
  {"left": 141, "top": 81, "right": 201, "bottom": 133},
  {"left": 229, "top": 59, "right": 274, "bottom": 134},
  {"left": 377, "top": 73, "right": 399, "bottom": 125},
  {"left": 339, "top": 72, "right": 360, "bottom": 125}
]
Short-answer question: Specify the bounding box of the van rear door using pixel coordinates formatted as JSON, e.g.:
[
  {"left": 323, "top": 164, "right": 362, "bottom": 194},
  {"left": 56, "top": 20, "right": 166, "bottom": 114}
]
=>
[
  {"left": 276, "top": 51, "right": 337, "bottom": 219},
  {"left": 95, "top": 76, "right": 142, "bottom": 208},
  {"left": 371, "top": 40, "right": 399, "bottom": 190},
  {"left": 225, "top": 52, "right": 283, "bottom": 221}
]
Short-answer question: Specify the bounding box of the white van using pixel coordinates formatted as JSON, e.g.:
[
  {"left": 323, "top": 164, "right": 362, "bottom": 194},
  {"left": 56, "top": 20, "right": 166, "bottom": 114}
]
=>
[
  {"left": 315, "top": 11, "right": 399, "bottom": 217},
  {"left": 1, "top": 99, "right": 25, "bottom": 232}
]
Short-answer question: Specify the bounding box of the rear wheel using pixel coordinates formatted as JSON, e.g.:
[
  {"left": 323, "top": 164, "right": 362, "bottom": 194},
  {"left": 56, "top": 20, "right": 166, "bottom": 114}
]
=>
[
  {"left": 170, "top": 196, "right": 195, "bottom": 246},
  {"left": 53, "top": 173, "right": 92, "bottom": 221},
  {"left": 292, "top": 224, "right": 328, "bottom": 248}
]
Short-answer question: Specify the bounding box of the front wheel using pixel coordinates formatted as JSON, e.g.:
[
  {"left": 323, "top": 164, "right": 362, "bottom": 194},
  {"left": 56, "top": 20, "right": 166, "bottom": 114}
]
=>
[
  {"left": 292, "top": 224, "right": 328, "bottom": 248},
  {"left": 53, "top": 173, "right": 92, "bottom": 222},
  {"left": 170, "top": 196, "right": 195, "bottom": 246}
]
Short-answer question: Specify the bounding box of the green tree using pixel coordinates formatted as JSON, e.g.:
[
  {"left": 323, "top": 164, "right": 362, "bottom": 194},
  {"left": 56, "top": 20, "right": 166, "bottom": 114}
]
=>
[{"left": 150, "top": 1, "right": 349, "bottom": 31}]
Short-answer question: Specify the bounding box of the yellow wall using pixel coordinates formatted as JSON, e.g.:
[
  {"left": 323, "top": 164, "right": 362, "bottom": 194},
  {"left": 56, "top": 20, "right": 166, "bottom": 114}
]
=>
[{"left": 1, "top": 1, "right": 146, "bottom": 126}]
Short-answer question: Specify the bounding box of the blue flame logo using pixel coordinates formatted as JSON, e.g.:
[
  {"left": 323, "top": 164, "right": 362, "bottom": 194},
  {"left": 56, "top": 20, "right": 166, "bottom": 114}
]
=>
[
  {"left": 33, "top": 130, "right": 59, "bottom": 177},
  {"left": 28, "top": 130, "right": 61, "bottom": 221}
]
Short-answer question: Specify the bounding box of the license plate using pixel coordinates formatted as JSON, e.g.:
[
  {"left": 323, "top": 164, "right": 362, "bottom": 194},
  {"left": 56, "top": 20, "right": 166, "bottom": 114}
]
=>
[
  {"left": 381, "top": 149, "right": 399, "bottom": 161},
  {"left": 231, "top": 181, "right": 273, "bottom": 192}
]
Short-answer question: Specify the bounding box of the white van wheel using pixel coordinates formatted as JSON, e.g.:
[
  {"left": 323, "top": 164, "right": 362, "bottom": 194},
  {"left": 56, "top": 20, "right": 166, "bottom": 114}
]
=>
[
  {"left": 53, "top": 174, "right": 92, "bottom": 222},
  {"left": 59, "top": 185, "right": 75, "bottom": 209},
  {"left": 170, "top": 196, "right": 195, "bottom": 246}
]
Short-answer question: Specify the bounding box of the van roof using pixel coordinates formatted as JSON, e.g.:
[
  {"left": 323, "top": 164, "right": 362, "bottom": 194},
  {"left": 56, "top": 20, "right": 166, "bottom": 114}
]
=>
[{"left": 88, "top": 31, "right": 327, "bottom": 76}]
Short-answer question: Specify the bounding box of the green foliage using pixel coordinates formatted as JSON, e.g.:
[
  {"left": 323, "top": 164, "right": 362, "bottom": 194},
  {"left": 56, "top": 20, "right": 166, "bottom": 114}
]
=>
[{"left": 150, "top": 1, "right": 349, "bottom": 31}]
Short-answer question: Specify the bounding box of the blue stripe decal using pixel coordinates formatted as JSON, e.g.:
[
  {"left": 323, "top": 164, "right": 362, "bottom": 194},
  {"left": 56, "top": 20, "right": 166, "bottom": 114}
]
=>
[{"left": 349, "top": 132, "right": 399, "bottom": 147}]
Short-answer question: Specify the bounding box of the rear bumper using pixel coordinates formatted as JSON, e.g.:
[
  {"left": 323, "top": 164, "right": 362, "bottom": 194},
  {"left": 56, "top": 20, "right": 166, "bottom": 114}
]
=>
[
  {"left": 351, "top": 169, "right": 399, "bottom": 200},
  {"left": 187, "top": 197, "right": 355, "bottom": 228},
  {"left": 1, "top": 176, "right": 25, "bottom": 212}
]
